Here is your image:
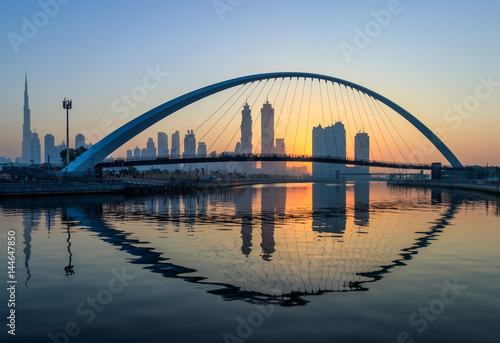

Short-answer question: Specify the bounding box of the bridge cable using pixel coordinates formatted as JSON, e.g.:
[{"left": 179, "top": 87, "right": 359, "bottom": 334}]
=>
[
  {"left": 361, "top": 92, "right": 391, "bottom": 162},
  {"left": 337, "top": 84, "right": 355, "bottom": 156},
  {"left": 225, "top": 78, "right": 281, "bottom": 154},
  {"left": 172, "top": 82, "right": 252, "bottom": 156},
  {"left": 374, "top": 99, "right": 421, "bottom": 164},
  {"left": 303, "top": 78, "right": 314, "bottom": 155},
  {"left": 253, "top": 77, "right": 285, "bottom": 154},
  {"left": 218, "top": 79, "right": 272, "bottom": 154},
  {"left": 351, "top": 88, "right": 369, "bottom": 161},
  {"left": 204, "top": 81, "right": 260, "bottom": 155},
  {"left": 366, "top": 95, "right": 401, "bottom": 163},
  {"left": 356, "top": 90, "right": 384, "bottom": 162},
  {"left": 292, "top": 78, "right": 307, "bottom": 156},
  {"left": 318, "top": 79, "right": 330, "bottom": 158},
  {"left": 245, "top": 78, "right": 279, "bottom": 155},
  {"left": 327, "top": 81, "right": 341, "bottom": 158},
  {"left": 273, "top": 77, "right": 293, "bottom": 154},
  {"left": 282, "top": 77, "right": 300, "bottom": 155}
]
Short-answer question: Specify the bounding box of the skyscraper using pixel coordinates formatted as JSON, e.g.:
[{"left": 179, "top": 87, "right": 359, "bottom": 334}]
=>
[
  {"left": 44, "top": 134, "right": 56, "bottom": 164},
  {"left": 354, "top": 132, "right": 370, "bottom": 174},
  {"left": 31, "top": 131, "right": 41, "bottom": 164},
  {"left": 275, "top": 138, "right": 286, "bottom": 174},
  {"left": 312, "top": 122, "right": 346, "bottom": 178},
  {"left": 240, "top": 102, "right": 253, "bottom": 154},
  {"left": 157, "top": 132, "right": 169, "bottom": 157},
  {"left": 261, "top": 100, "right": 275, "bottom": 174},
  {"left": 183, "top": 130, "right": 196, "bottom": 158},
  {"left": 171, "top": 131, "right": 180, "bottom": 158},
  {"left": 22, "top": 72, "right": 32, "bottom": 163},
  {"left": 197, "top": 142, "right": 207, "bottom": 157},
  {"left": 146, "top": 137, "right": 156, "bottom": 157},
  {"left": 238, "top": 102, "right": 256, "bottom": 170},
  {"left": 133, "top": 146, "right": 141, "bottom": 158},
  {"left": 75, "top": 134, "right": 86, "bottom": 149}
]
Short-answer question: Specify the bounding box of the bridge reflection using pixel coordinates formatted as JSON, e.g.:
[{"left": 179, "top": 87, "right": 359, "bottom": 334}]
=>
[{"left": 5, "top": 183, "right": 497, "bottom": 306}]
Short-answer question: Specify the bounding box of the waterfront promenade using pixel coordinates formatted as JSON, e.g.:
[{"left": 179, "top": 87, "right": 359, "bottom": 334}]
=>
[{"left": 388, "top": 179, "right": 500, "bottom": 195}]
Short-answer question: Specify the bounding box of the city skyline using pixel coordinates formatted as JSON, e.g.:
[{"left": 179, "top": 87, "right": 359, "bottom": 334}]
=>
[{"left": 1, "top": 2, "right": 499, "bottom": 166}]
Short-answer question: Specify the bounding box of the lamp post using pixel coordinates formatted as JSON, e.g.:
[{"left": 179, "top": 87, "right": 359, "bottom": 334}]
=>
[{"left": 63, "top": 98, "right": 72, "bottom": 166}]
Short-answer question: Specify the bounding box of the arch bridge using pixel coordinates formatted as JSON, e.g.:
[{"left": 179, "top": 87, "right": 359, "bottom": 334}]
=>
[{"left": 64, "top": 72, "right": 463, "bottom": 172}]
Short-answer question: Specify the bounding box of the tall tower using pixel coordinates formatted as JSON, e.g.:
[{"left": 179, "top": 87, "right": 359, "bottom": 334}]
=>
[
  {"left": 22, "top": 72, "right": 32, "bottom": 163},
  {"left": 261, "top": 100, "right": 275, "bottom": 174},
  {"left": 44, "top": 134, "right": 55, "bottom": 164},
  {"left": 157, "top": 132, "right": 169, "bottom": 157},
  {"left": 240, "top": 102, "right": 256, "bottom": 170},
  {"left": 183, "top": 130, "right": 196, "bottom": 158},
  {"left": 355, "top": 132, "right": 370, "bottom": 174},
  {"left": 240, "top": 102, "right": 253, "bottom": 154},
  {"left": 31, "top": 131, "right": 41, "bottom": 164},
  {"left": 312, "top": 122, "right": 346, "bottom": 178},
  {"left": 171, "top": 131, "right": 180, "bottom": 158}
]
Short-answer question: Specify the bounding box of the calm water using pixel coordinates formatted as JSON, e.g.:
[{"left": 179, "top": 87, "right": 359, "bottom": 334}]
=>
[{"left": 1, "top": 182, "right": 499, "bottom": 343}]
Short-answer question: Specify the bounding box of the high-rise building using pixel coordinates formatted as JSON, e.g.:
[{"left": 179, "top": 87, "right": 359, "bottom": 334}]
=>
[
  {"left": 275, "top": 138, "right": 286, "bottom": 175},
  {"left": 198, "top": 142, "right": 207, "bottom": 157},
  {"left": 241, "top": 102, "right": 253, "bottom": 154},
  {"left": 312, "top": 122, "right": 346, "bottom": 178},
  {"left": 75, "top": 134, "right": 86, "bottom": 149},
  {"left": 354, "top": 132, "right": 370, "bottom": 174},
  {"left": 141, "top": 148, "right": 147, "bottom": 157},
  {"left": 261, "top": 100, "right": 275, "bottom": 155},
  {"left": 22, "top": 72, "right": 32, "bottom": 163},
  {"left": 157, "top": 132, "right": 169, "bottom": 157},
  {"left": 183, "top": 130, "right": 196, "bottom": 158},
  {"left": 238, "top": 102, "right": 256, "bottom": 170},
  {"left": 171, "top": 131, "right": 180, "bottom": 158},
  {"left": 146, "top": 137, "right": 156, "bottom": 157},
  {"left": 261, "top": 101, "right": 275, "bottom": 174},
  {"left": 44, "top": 134, "right": 56, "bottom": 164},
  {"left": 126, "top": 150, "right": 132, "bottom": 159},
  {"left": 31, "top": 131, "right": 41, "bottom": 164},
  {"left": 133, "top": 146, "right": 141, "bottom": 158}
]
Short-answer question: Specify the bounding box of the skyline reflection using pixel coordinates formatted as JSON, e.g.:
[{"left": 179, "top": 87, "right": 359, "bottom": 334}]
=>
[{"left": 5, "top": 182, "right": 498, "bottom": 306}]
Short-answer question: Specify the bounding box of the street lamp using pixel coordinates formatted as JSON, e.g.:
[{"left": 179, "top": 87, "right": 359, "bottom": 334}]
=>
[{"left": 63, "top": 98, "right": 72, "bottom": 166}]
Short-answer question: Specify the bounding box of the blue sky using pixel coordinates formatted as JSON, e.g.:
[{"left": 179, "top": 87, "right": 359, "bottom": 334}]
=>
[{"left": 1, "top": 0, "right": 499, "bottom": 165}]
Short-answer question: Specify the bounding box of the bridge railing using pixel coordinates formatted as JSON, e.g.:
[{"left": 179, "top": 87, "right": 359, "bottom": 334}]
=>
[{"left": 97, "top": 153, "right": 454, "bottom": 170}]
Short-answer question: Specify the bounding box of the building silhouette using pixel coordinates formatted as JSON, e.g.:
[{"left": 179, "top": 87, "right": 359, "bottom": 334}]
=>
[
  {"left": 75, "top": 134, "right": 86, "bottom": 149},
  {"left": 198, "top": 142, "right": 207, "bottom": 157},
  {"left": 133, "top": 146, "right": 140, "bottom": 158},
  {"left": 275, "top": 138, "right": 286, "bottom": 175},
  {"left": 44, "top": 134, "right": 56, "bottom": 164},
  {"left": 354, "top": 132, "right": 370, "bottom": 174},
  {"left": 31, "top": 131, "right": 41, "bottom": 164},
  {"left": 171, "top": 131, "right": 181, "bottom": 158},
  {"left": 238, "top": 102, "right": 256, "bottom": 170},
  {"left": 157, "top": 132, "right": 169, "bottom": 157},
  {"left": 183, "top": 130, "right": 196, "bottom": 158},
  {"left": 22, "top": 72, "right": 32, "bottom": 163},
  {"left": 146, "top": 137, "right": 156, "bottom": 157},
  {"left": 312, "top": 122, "right": 346, "bottom": 178},
  {"left": 261, "top": 100, "right": 275, "bottom": 174}
]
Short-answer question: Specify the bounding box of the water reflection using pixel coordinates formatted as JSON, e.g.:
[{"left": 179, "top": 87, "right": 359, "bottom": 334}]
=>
[{"left": 3, "top": 182, "right": 498, "bottom": 307}]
